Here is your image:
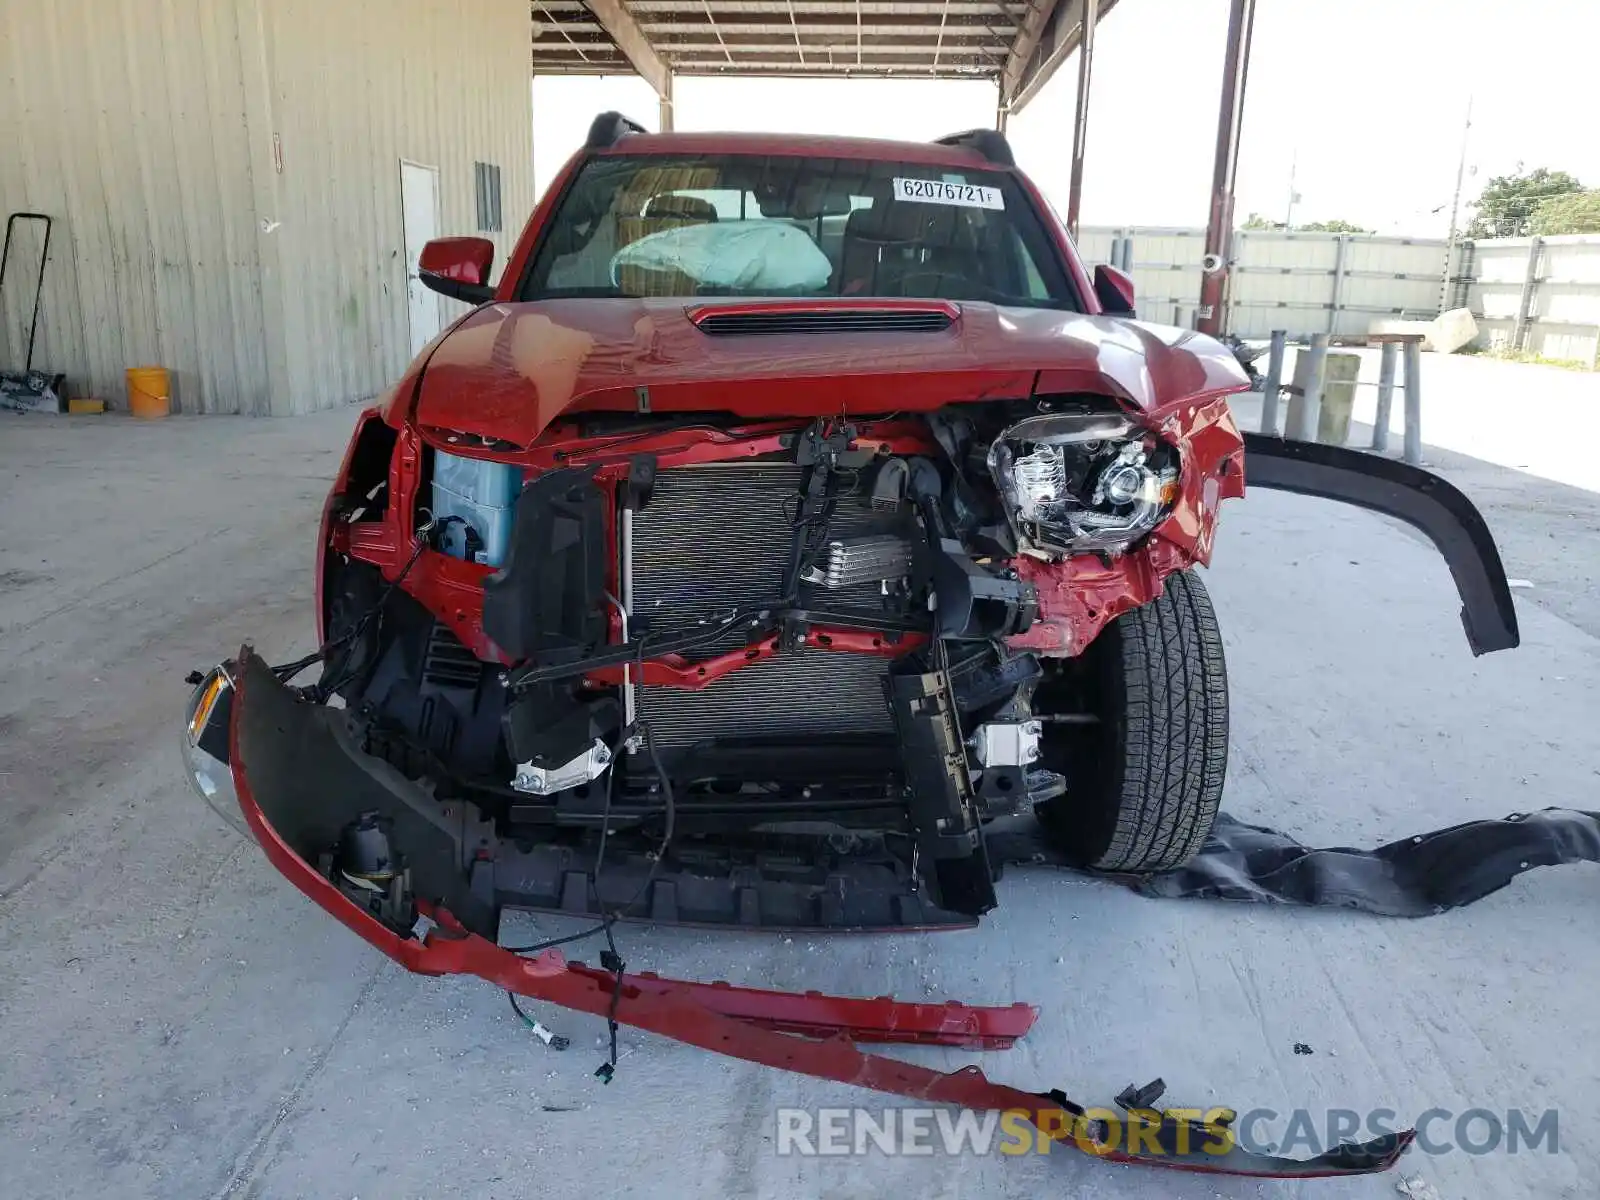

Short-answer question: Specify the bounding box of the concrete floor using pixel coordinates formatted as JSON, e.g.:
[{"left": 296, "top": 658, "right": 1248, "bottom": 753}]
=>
[
  {"left": 2, "top": 379, "right": 1597, "bottom": 1200},
  {"left": 1265, "top": 348, "right": 1600, "bottom": 641}
]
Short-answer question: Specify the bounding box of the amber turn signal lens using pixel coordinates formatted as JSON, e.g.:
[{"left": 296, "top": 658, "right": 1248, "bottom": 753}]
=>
[{"left": 188, "top": 672, "right": 227, "bottom": 744}]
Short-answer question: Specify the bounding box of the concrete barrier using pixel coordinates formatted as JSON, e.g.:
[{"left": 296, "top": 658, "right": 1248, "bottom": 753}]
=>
[{"left": 1317, "top": 352, "right": 1361, "bottom": 443}]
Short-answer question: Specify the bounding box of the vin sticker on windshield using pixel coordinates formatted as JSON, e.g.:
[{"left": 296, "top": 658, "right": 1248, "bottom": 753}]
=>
[{"left": 892, "top": 178, "right": 1004, "bottom": 210}]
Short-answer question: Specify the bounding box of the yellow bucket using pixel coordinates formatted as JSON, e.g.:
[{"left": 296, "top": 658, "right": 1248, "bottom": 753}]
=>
[{"left": 127, "top": 366, "right": 171, "bottom": 418}]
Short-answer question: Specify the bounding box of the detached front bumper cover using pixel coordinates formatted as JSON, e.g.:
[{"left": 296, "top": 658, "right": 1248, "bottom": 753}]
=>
[{"left": 202, "top": 648, "right": 1411, "bottom": 1179}]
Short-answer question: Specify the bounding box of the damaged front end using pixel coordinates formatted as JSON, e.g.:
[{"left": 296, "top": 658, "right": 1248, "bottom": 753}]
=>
[
  {"left": 296, "top": 398, "right": 1242, "bottom": 928},
  {"left": 182, "top": 648, "right": 1412, "bottom": 1178},
  {"left": 179, "top": 389, "right": 1519, "bottom": 1179}
]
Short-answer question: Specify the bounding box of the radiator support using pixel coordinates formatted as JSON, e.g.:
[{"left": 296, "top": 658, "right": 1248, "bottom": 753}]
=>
[{"left": 629, "top": 462, "right": 907, "bottom": 753}]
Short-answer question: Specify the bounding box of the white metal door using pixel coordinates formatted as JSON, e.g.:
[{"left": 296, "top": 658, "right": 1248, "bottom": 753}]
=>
[{"left": 400, "top": 160, "right": 442, "bottom": 358}]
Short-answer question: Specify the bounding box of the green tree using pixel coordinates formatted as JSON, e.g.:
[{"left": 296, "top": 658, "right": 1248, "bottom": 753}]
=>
[
  {"left": 1237, "top": 213, "right": 1371, "bottom": 233},
  {"left": 1298, "top": 219, "right": 1372, "bottom": 234},
  {"left": 1528, "top": 190, "right": 1600, "bottom": 235},
  {"left": 1467, "top": 167, "right": 1585, "bottom": 238}
]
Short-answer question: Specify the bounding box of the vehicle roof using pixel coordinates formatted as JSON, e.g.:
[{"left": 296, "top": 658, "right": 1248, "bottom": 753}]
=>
[{"left": 593, "top": 130, "right": 1007, "bottom": 171}]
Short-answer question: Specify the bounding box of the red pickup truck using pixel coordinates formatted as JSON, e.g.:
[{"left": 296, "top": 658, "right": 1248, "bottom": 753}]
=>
[{"left": 181, "top": 113, "right": 1515, "bottom": 1177}]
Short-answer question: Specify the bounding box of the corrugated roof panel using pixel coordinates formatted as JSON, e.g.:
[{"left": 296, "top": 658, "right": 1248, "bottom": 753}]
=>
[{"left": 532, "top": 0, "right": 1037, "bottom": 80}]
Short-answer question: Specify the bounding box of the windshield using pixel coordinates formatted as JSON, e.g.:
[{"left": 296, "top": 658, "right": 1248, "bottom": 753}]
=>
[{"left": 521, "top": 153, "right": 1077, "bottom": 309}]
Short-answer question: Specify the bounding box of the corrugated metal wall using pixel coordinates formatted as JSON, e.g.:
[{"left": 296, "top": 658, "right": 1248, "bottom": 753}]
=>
[
  {"left": 1, "top": 0, "right": 274, "bottom": 413},
  {"left": 0, "top": 0, "right": 534, "bottom": 415},
  {"left": 260, "top": 0, "right": 535, "bottom": 414}
]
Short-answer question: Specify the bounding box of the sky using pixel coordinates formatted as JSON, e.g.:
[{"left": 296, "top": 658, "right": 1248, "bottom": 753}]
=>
[{"left": 530, "top": 0, "right": 1599, "bottom": 237}]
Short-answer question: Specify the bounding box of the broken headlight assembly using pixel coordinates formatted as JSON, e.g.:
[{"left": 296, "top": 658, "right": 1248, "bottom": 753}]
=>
[
  {"left": 181, "top": 662, "right": 247, "bottom": 837},
  {"left": 987, "top": 411, "right": 1179, "bottom": 555}
]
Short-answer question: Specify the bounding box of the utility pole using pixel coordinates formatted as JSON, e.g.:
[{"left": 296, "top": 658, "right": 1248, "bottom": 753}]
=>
[
  {"left": 1439, "top": 96, "right": 1473, "bottom": 314},
  {"left": 1284, "top": 150, "right": 1298, "bottom": 229},
  {"left": 1196, "top": 0, "right": 1257, "bottom": 337},
  {"left": 1064, "top": 0, "right": 1100, "bottom": 239}
]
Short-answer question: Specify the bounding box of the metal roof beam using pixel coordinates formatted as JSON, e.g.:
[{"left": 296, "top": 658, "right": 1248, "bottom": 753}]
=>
[
  {"left": 639, "top": 19, "right": 1017, "bottom": 35},
  {"left": 653, "top": 28, "right": 1002, "bottom": 44},
  {"left": 999, "top": 0, "right": 1062, "bottom": 106},
  {"left": 657, "top": 40, "right": 996, "bottom": 56},
  {"left": 631, "top": 1, "right": 1018, "bottom": 13},
  {"left": 533, "top": 31, "right": 616, "bottom": 45},
  {"left": 666, "top": 57, "right": 994, "bottom": 72},
  {"left": 1002, "top": 0, "right": 1119, "bottom": 114},
  {"left": 581, "top": 0, "right": 673, "bottom": 96},
  {"left": 534, "top": 42, "right": 630, "bottom": 53}
]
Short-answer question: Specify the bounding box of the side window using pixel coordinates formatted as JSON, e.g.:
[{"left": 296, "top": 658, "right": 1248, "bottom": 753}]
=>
[
  {"left": 649, "top": 188, "right": 768, "bottom": 220},
  {"left": 1016, "top": 234, "right": 1052, "bottom": 300},
  {"left": 663, "top": 188, "right": 762, "bottom": 220}
]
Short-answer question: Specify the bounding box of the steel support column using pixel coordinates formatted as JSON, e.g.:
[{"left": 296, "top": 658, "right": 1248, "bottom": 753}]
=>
[
  {"left": 1259, "top": 329, "right": 1287, "bottom": 435},
  {"left": 1371, "top": 341, "right": 1397, "bottom": 453},
  {"left": 659, "top": 72, "right": 674, "bottom": 132},
  {"left": 1196, "top": 0, "right": 1258, "bottom": 337},
  {"left": 1064, "top": 0, "right": 1099, "bottom": 239},
  {"left": 1403, "top": 340, "right": 1424, "bottom": 466}
]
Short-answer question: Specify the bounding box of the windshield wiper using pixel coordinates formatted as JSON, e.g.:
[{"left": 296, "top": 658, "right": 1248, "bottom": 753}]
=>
[{"left": 529, "top": 286, "right": 629, "bottom": 300}]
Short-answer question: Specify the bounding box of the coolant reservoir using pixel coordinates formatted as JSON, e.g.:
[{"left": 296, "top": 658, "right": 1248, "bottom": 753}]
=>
[{"left": 430, "top": 452, "right": 522, "bottom": 566}]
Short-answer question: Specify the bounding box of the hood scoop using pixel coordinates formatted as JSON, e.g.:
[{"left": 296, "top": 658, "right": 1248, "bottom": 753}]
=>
[{"left": 688, "top": 302, "right": 958, "bottom": 337}]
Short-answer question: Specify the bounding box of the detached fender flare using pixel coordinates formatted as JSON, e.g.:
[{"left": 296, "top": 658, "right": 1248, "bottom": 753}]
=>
[{"left": 1242, "top": 434, "right": 1519, "bottom": 655}]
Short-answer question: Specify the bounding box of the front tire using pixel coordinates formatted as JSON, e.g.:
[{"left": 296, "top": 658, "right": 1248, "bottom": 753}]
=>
[{"left": 1035, "top": 569, "right": 1228, "bottom": 872}]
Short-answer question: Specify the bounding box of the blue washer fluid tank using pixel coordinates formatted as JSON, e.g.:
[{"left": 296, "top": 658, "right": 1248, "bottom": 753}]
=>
[{"left": 430, "top": 451, "right": 522, "bottom": 567}]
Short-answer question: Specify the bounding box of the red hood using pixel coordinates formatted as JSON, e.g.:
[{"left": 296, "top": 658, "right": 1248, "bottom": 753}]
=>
[{"left": 414, "top": 298, "right": 1249, "bottom": 447}]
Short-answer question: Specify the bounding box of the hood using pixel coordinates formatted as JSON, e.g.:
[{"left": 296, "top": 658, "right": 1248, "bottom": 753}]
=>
[{"left": 413, "top": 297, "right": 1249, "bottom": 448}]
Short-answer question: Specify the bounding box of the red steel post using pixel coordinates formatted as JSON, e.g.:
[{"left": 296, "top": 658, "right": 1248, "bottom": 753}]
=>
[{"left": 1196, "top": 0, "right": 1257, "bottom": 336}]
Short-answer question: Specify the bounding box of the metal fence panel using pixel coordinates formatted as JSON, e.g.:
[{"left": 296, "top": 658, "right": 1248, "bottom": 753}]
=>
[
  {"left": 1468, "top": 236, "right": 1600, "bottom": 363},
  {"left": 1531, "top": 239, "right": 1600, "bottom": 362},
  {"left": 1121, "top": 227, "right": 1205, "bottom": 327},
  {"left": 1080, "top": 226, "right": 1600, "bottom": 363}
]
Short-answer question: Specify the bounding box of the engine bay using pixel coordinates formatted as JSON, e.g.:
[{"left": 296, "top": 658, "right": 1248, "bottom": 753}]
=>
[{"left": 315, "top": 398, "right": 1188, "bottom": 918}]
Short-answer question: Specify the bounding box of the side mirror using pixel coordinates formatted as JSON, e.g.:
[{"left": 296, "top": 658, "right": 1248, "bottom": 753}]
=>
[
  {"left": 419, "top": 237, "right": 496, "bottom": 304},
  {"left": 1093, "top": 263, "right": 1136, "bottom": 316}
]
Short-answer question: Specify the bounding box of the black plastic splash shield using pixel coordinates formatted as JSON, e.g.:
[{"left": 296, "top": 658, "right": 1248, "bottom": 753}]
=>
[
  {"left": 990, "top": 809, "right": 1600, "bottom": 915},
  {"left": 484, "top": 837, "right": 978, "bottom": 931}
]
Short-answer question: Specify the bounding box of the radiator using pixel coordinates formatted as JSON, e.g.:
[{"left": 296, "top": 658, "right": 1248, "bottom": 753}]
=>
[
  {"left": 637, "top": 650, "right": 896, "bottom": 750},
  {"left": 630, "top": 462, "right": 901, "bottom": 751}
]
